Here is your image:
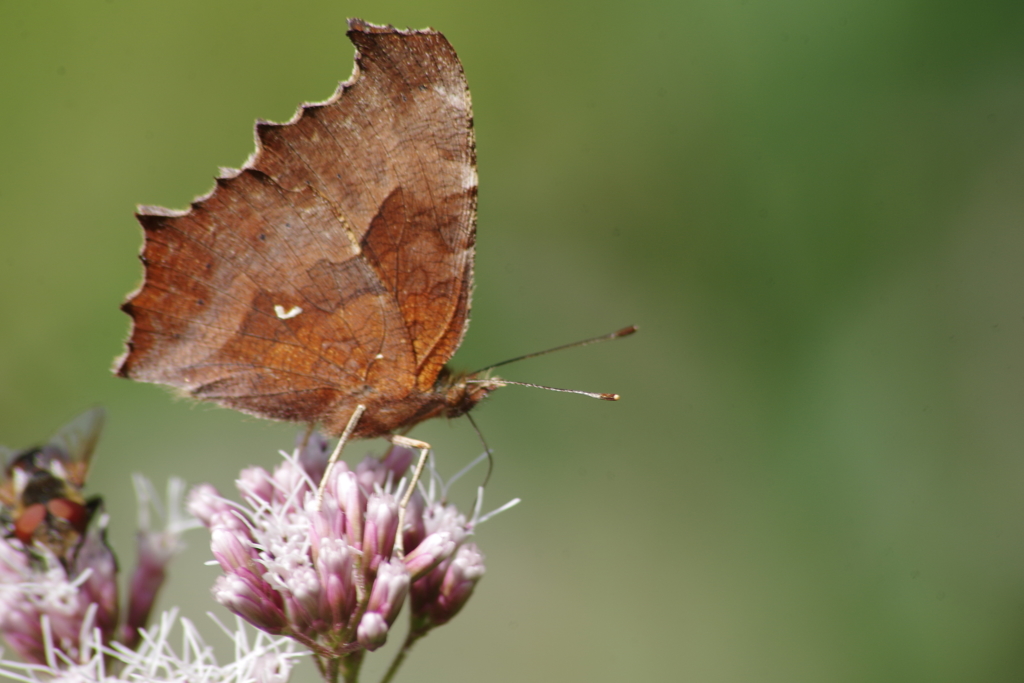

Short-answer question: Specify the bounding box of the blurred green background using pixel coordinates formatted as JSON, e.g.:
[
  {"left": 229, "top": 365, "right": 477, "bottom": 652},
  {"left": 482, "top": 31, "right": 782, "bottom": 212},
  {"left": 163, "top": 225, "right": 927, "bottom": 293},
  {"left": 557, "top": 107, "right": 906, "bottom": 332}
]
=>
[{"left": 3, "top": 0, "right": 1024, "bottom": 680}]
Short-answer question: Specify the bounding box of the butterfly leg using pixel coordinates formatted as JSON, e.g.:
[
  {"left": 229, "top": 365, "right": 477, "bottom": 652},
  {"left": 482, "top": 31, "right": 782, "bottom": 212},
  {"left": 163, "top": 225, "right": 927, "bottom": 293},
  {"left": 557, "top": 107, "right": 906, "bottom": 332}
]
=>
[
  {"left": 389, "top": 434, "right": 431, "bottom": 560},
  {"left": 297, "top": 422, "right": 315, "bottom": 455},
  {"left": 314, "top": 404, "right": 366, "bottom": 511}
]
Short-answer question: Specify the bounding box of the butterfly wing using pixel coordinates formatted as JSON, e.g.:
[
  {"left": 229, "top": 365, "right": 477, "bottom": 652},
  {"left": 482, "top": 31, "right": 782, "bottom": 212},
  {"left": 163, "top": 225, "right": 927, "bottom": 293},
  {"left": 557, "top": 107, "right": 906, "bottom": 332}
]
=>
[{"left": 117, "top": 20, "right": 476, "bottom": 434}]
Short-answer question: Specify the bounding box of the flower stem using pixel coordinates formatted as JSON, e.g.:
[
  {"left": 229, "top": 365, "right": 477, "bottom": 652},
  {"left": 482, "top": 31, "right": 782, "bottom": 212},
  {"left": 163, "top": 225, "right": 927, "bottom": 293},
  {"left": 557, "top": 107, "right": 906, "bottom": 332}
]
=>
[
  {"left": 341, "top": 650, "right": 365, "bottom": 683},
  {"left": 313, "top": 654, "right": 334, "bottom": 683},
  {"left": 378, "top": 630, "right": 425, "bottom": 683},
  {"left": 314, "top": 649, "right": 366, "bottom": 683}
]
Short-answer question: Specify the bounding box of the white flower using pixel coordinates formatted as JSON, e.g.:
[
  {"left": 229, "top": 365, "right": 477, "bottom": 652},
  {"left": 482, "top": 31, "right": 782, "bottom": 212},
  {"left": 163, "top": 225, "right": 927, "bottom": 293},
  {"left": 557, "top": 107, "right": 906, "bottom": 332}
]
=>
[{"left": 0, "top": 609, "right": 300, "bottom": 682}]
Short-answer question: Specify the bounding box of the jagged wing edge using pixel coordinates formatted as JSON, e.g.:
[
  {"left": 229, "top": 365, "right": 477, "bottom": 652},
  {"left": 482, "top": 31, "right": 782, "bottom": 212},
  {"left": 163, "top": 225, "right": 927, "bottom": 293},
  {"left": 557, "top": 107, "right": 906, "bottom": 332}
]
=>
[{"left": 113, "top": 19, "right": 443, "bottom": 381}]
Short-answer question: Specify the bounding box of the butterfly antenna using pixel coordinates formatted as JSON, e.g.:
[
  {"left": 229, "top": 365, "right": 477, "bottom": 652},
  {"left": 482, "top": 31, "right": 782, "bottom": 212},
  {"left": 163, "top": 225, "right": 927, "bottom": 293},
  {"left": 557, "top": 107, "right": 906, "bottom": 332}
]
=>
[
  {"left": 465, "top": 411, "right": 494, "bottom": 488},
  {"left": 470, "top": 325, "right": 637, "bottom": 375},
  {"left": 468, "top": 378, "right": 621, "bottom": 401},
  {"left": 298, "top": 423, "right": 315, "bottom": 454}
]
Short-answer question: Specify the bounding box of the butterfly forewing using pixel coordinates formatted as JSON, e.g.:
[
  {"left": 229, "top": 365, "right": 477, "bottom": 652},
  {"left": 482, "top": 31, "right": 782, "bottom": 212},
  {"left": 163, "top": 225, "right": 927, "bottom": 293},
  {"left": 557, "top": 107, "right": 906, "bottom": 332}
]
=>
[{"left": 117, "top": 20, "right": 477, "bottom": 434}]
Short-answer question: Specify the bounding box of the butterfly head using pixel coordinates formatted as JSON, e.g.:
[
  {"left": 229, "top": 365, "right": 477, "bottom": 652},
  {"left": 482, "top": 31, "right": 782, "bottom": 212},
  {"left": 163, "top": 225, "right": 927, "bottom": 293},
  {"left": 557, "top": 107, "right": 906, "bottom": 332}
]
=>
[{"left": 438, "top": 369, "right": 503, "bottom": 419}]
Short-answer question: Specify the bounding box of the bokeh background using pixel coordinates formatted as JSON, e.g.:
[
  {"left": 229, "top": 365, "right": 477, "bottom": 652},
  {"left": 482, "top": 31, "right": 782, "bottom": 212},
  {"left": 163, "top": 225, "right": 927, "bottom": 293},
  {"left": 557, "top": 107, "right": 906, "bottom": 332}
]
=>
[{"left": 3, "top": 0, "right": 1024, "bottom": 680}]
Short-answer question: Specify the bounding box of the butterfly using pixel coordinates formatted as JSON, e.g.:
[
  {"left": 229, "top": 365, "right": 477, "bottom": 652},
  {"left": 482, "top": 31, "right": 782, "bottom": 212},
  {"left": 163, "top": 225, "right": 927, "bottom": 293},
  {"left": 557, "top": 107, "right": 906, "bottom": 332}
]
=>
[
  {"left": 0, "top": 407, "right": 105, "bottom": 564},
  {"left": 116, "top": 20, "right": 629, "bottom": 449},
  {"left": 116, "top": 20, "right": 497, "bottom": 441}
]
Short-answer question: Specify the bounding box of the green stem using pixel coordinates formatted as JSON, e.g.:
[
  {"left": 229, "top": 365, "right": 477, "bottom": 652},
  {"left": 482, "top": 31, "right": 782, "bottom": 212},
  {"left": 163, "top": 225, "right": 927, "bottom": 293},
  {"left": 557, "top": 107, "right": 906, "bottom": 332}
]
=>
[
  {"left": 314, "top": 654, "right": 337, "bottom": 683},
  {"left": 341, "top": 650, "right": 365, "bottom": 683},
  {"left": 378, "top": 628, "right": 428, "bottom": 683}
]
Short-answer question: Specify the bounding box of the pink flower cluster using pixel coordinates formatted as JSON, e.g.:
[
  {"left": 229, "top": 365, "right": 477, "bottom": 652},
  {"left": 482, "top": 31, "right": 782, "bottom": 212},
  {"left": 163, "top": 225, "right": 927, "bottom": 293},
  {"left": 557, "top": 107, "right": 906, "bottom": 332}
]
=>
[
  {"left": 188, "top": 440, "right": 488, "bottom": 661},
  {"left": 0, "top": 517, "right": 117, "bottom": 664},
  {"left": 0, "top": 477, "right": 192, "bottom": 667}
]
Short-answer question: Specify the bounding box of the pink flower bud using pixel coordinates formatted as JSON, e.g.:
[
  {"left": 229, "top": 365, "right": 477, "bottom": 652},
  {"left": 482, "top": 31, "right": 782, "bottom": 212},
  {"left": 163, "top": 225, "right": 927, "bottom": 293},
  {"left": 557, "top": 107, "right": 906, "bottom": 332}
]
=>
[
  {"left": 308, "top": 509, "right": 345, "bottom": 559},
  {"left": 211, "top": 528, "right": 256, "bottom": 574},
  {"left": 209, "top": 509, "right": 250, "bottom": 535},
  {"left": 187, "top": 484, "right": 230, "bottom": 525},
  {"left": 362, "top": 494, "right": 398, "bottom": 573},
  {"left": 401, "top": 491, "right": 427, "bottom": 553},
  {"left": 237, "top": 466, "right": 275, "bottom": 503},
  {"left": 381, "top": 445, "right": 414, "bottom": 478},
  {"left": 284, "top": 566, "right": 321, "bottom": 625},
  {"left": 296, "top": 431, "right": 331, "bottom": 484},
  {"left": 331, "top": 470, "right": 365, "bottom": 545},
  {"left": 411, "top": 543, "right": 485, "bottom": 628},
  {"left": 72, "top": 523, "right": 119, "bottom": 641},
  {"left": 214, "top": 575, "right": 287, "bottom": 634},
  {"left": 315, "top": 538, "right": 356, "bottom": 627},
  {"left": 121, "top": 531, "right": 167, "bottom": 649},
  {"left": 357, "top": 558, "right": 409, "bottom": 650},
  {"left": 438, "top": 544, "right": 485, "bottom": 613},
  {"left": 272, "top": 461, "right": 310, "bottom": 508},
  {"left": 355, "top": 445, "right": 413, "bottom": 491},
  {"left": 365, "top": 559, "right": 409, "bottom": 626},
  {"left": 356, "top": 612, "right": 388, "bottom": 651},
  {"left": 422, "top": 502, "right": 468, "bottom": 541},
  {"left": 403, "top": 531, "right": 457, "bottom": 580}
]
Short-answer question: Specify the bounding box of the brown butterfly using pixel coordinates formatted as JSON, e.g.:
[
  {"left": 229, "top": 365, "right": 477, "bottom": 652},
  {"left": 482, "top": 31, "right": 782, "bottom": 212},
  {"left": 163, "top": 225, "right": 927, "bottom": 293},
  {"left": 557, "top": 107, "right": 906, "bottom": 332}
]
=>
[
  {"left": 0, "top": 407, "right": 105, "bottom": 563},
  {"left": 116, "top": 20, "right": 629, "bottom": 450}
]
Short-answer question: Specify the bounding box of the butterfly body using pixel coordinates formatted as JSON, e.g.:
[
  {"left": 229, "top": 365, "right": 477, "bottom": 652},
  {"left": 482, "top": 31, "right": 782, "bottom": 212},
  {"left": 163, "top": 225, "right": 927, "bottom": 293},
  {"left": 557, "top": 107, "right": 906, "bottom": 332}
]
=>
[{"left": 319, "top": 369, "right": 501, "bottom": 437}]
